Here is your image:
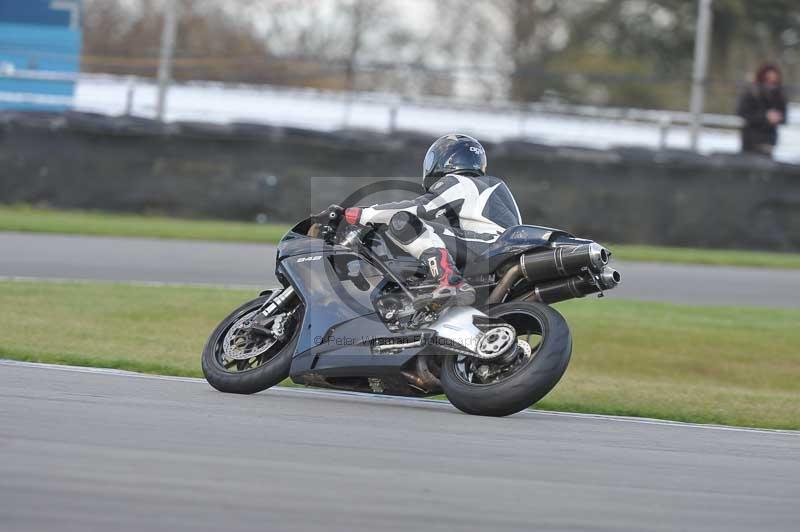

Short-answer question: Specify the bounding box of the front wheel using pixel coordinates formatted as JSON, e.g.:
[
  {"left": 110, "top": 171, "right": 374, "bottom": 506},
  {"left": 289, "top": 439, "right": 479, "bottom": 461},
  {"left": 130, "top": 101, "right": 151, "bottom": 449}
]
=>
[
  {"left": 201, "top": 292, "right": 301, "bottom": 395},
  {"left": 440, "top": 301, "right": 572, "bottom": 417}
]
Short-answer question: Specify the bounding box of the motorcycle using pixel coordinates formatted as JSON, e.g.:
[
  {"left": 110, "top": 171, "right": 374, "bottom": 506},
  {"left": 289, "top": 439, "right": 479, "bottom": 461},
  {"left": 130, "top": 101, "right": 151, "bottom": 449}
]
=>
[{"left": 202, "top": 206, "right": 621, "bottom": 417}]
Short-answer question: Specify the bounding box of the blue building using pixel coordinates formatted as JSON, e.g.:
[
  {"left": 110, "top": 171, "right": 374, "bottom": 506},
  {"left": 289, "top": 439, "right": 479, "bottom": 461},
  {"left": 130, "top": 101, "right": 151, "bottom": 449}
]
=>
[{"left": 0, "top": 0, "right": 83, "bottom": 111}]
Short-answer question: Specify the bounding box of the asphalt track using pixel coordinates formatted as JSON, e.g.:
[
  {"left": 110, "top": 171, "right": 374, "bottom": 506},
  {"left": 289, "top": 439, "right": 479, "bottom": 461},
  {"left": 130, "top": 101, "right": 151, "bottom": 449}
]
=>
[
  {"left": 4, "top": 232, "right": 800, "bottom": 308},
  {"left": 0, "top": 361, "right": 797, "bottom": 532}
]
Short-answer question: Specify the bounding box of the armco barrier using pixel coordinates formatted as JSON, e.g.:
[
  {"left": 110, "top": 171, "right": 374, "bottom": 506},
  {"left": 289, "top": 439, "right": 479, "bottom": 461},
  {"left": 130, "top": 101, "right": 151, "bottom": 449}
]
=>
[{"left": 1, "top": 112, "right": 798, "bottom": 251}]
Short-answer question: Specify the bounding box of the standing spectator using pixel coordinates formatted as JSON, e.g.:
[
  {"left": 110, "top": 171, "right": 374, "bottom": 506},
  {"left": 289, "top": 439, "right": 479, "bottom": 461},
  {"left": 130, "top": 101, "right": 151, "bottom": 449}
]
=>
[{"left": 737, "top": 63, "right": 788, "bottom": 157}]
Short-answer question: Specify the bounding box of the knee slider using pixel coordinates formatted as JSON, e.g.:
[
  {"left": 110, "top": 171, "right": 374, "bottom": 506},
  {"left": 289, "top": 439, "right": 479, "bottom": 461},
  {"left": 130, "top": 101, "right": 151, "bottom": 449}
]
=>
[{"left": 389, "top": 211, "right": 424, "bottom": 244}]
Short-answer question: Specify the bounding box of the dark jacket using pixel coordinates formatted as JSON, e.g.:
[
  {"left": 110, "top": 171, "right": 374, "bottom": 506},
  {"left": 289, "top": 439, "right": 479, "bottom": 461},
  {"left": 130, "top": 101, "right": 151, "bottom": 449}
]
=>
[{"left": 737, "top": 84, "right": 787, "bottom": 150}]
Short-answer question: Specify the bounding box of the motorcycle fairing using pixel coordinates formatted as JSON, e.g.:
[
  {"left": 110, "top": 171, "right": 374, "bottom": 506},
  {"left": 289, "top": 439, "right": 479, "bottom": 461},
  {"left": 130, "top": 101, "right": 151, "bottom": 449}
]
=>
[{"left": 277, "top": 243, "right": 429, "bottom": 383}]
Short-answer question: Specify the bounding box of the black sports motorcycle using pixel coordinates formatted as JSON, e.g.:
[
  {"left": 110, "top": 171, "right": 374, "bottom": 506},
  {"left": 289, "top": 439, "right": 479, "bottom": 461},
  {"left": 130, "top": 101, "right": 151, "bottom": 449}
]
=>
[{"left": 202, "top": 207, "right": 621, "bottom": 417}]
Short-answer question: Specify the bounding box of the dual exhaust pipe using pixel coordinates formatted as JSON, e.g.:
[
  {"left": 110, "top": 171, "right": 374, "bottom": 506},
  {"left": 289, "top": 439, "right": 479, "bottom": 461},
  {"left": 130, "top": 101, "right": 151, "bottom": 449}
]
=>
[{"left": 518, "top": 243, "right": 621, "bottom": 304}]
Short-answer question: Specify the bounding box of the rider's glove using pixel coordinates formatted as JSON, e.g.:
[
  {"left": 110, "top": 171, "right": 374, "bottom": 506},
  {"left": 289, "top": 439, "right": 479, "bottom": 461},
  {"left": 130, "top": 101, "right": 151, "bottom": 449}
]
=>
[{"left": 344, "top": 207, "right": 362, "bottom": 225}]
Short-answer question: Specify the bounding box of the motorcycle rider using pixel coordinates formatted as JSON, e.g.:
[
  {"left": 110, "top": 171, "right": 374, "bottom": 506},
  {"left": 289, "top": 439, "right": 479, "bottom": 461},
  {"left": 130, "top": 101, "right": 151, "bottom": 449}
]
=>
[{"left": 341, "top": 134, "right": 522, "bottom": 307}]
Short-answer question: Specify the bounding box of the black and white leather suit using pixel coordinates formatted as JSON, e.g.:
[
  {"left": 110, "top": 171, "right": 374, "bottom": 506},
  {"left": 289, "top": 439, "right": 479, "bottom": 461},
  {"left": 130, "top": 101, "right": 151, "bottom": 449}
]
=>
[{"left": 354, "top": 174, "right": 522, "bottom": 271}]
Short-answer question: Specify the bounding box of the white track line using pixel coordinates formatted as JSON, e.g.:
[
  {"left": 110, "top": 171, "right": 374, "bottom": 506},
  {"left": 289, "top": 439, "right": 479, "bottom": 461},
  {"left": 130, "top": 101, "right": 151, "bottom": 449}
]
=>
[{"left": 1, "top": 359, "right": 797, "bottom": 436}]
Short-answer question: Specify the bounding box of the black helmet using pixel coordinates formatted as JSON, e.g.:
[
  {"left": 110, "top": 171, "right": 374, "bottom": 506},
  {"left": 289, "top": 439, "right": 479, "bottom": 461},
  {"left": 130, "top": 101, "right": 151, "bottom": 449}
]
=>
[{"left": 422, "top": 134, "right": 487, "bottom": 190}]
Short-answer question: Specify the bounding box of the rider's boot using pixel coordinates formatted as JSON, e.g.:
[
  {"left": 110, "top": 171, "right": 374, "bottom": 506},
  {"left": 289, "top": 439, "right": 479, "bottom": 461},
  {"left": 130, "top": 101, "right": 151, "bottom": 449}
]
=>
[{"left": 420, "top": 248, "right": 476, "bottom": 307}]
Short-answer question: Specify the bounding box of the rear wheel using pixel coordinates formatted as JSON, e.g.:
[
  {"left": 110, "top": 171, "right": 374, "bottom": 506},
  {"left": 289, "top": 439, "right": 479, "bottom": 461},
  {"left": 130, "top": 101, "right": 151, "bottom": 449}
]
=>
[
  {"left": 440, "top": 301, "right": 572, "bottom": 417},
  {"left": 201, "top": 292, "right": 301, "bottom": 395}
]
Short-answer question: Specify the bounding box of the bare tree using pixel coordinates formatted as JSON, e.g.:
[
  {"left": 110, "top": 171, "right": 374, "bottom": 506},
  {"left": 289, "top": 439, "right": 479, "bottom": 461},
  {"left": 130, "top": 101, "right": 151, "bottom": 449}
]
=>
[
  {"left": 83, "top": 0, "right": 270, "bottom": 81},
  {"left": 341, "top": 0, "right": 382, "bottom": 90}
]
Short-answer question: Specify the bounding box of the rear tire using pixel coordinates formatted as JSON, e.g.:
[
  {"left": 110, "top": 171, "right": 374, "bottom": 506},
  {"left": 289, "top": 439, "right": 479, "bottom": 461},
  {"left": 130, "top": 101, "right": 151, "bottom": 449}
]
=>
[
  {"left": 201, "top": 294, "right": 300, "bottom": 395},
  {"left": 440, "top": 301, "right": 572, "bottom": 417}
]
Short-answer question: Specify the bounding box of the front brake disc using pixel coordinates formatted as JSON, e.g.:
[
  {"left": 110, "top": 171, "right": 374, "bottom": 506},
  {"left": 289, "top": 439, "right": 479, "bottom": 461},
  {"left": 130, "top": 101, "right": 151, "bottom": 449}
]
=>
[{"left": 222, "top": 311, "right": 278, "bottom": 361}]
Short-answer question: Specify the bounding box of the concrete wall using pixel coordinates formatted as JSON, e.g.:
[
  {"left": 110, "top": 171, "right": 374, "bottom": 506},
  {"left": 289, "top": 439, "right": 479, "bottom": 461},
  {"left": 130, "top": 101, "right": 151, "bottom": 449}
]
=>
[{"left": 1, "top": 111, "right": 799, "bottom": 251}]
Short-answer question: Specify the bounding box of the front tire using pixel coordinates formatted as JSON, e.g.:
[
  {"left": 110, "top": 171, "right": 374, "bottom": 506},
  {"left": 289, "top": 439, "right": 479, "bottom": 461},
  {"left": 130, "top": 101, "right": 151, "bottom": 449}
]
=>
[
  {"left": 201, "top": 294, "right": 301, "bottom": 395},
  {"left": 440, "top": 301, "right": 572, "bottom": 417}
]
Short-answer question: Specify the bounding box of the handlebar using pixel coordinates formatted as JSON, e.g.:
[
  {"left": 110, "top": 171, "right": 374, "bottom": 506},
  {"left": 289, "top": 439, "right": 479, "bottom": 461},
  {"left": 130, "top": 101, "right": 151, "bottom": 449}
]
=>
[{"left": 311, "top": 205, "right": 370, "bottom": 247}]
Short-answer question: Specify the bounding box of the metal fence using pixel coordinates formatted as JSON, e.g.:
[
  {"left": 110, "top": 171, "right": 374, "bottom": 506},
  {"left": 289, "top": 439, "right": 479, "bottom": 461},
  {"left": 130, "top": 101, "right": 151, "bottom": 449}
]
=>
[{"left": 7, "top": 69, "right": 800, "bottom": 164}]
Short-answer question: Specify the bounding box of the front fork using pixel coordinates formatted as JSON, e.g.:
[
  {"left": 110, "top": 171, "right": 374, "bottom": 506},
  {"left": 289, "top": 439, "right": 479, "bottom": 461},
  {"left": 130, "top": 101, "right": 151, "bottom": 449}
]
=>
[
  {"left": 258, "top": 286, "right": 296, "bottom": 318},
  {"left": 244, "top": 286, "right": 298, "bottom": 340}
]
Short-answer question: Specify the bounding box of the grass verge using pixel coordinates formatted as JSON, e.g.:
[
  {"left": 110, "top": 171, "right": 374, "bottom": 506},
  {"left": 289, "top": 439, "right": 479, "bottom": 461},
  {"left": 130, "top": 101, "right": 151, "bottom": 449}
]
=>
[
  {"left": 0, "top": 205, "right": 290, "bottom": 243},
  {"left": 2, "top": 205, "right": 800, "bottom": 269},
  {"left": 1, "top": 279, "right": 797, "bottom": 429}
]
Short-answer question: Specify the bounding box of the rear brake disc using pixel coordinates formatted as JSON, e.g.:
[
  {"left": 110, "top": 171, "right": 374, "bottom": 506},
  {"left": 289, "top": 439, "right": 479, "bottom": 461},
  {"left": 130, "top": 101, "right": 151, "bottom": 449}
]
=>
[{"left": 475, "top": 326, "right": 516, "bottom": 359}]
